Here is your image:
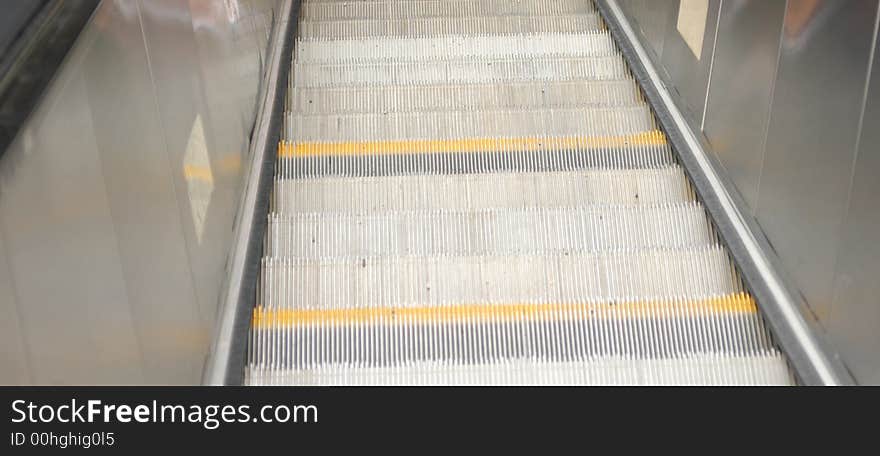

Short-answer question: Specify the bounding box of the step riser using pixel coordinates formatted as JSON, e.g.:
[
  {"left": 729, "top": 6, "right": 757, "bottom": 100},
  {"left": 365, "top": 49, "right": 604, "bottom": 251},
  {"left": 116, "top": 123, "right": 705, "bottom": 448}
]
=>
[
  {"left": 274, "top": 145, "right": 676, "bottom": 178},
  {"left": 249, "top": 313, "right": 775, "bottom": 371}
]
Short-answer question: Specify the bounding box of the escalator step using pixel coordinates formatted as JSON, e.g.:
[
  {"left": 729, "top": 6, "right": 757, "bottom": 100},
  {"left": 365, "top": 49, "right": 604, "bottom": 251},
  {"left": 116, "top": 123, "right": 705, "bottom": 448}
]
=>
[
  {"left": 299, "top": 14, "right": 604, "bottom": 39},
  {"left": 290, "top": 80, "right": 644, "bottom": 114},
  {"left": 294, "top": 33, "right": 615, "bottom": 62},
  {"left": 245, "top": 0, "right": 794, "bottom": 385},
  {"left": 271, "top": 167, "right": 694, "bottom": 211},
  {"left": 300, "top": 0, "right": 598, "bottom": 21},
  {"left": 292, "top": 55, "right": 628, "bottom": 87},
  {"left": 265, "top": 203, "right": 716, "bottom": 258}
]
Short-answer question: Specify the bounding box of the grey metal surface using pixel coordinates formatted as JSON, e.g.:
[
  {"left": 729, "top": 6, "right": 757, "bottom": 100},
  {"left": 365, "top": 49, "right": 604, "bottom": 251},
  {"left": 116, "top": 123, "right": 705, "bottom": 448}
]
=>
[
  {"left": 84, "top": 0, "right": 204, "bottom": 384},
  {"left": 617, "top": 0, "right": 674, "bottom": 61},
  {"left": 703, "top": 0, "right": 786, "bottom": 211},
  {"left": 597, "top": 0, "right": 852, "bottom": 385},
  {"left": 203, "top": 0, "right": 296, "bottom": 386},
  {"left": 617, "top": 1, "right": 719, "bottom": 126},
  {"left": 0, "top": 0, "right": 278, "bottom": 385},
  {"left": 659, "top": 0, "right": 720, "bottom": 126},
  {"left": 0, "top": 1, "right": 44, "bottom": 57},
  {"left": 758, "top": 0, "right": 879, "bottom": 324},
  {"left": 618, "top": 0, "right": 880, "bottom": 385},
  {"left": 829, "top": 27, "right": 880, "bottom": 385},
  {"left": 0, "top": 68, "right": 142, "bottom": 384}
]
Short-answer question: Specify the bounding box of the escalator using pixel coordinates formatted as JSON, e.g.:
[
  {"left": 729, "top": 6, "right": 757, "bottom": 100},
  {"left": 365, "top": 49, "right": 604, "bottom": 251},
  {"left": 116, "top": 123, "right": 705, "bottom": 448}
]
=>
[{"left": 240, "top": 0, "right": 796, "bottom": 385}]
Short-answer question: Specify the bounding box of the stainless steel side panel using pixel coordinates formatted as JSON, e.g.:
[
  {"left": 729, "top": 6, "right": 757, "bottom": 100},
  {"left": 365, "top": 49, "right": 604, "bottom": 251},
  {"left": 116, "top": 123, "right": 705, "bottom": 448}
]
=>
[
  {"left": 618, "top": 0, "right": 675, "bottom": 60},
  {"left": 758, "top": 0, "right": 879, "bottom": 323},
  {"left": 83, "top": 0, "right": 205, "bottom": 384},
  {"left": 0, "top": 68, "right": 144, "bottom": 384},
  {"left": 830, "top": 26, "right": 880, "bottom": 384},
  {"left": 703, "top": 0, "right": 787, "bottom": 211},
  {"left": 659, "top": 0, "right": 721, "bottom": 125},
  {"left": 618, "top": 0, "right": 721, "bottom": 133},
  {"left": 0, "top": 0, "right": 277, "bottom": 385}
]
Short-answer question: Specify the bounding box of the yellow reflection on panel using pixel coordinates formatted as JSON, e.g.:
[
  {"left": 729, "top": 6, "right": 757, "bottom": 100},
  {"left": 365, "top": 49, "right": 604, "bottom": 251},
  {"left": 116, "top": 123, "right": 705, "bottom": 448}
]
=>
[
  {"left": 677, "top": 0, "right": 709, "bottom": 60},
  {"left": 183, "top": 114, "right": 213, "bottom": 244}
]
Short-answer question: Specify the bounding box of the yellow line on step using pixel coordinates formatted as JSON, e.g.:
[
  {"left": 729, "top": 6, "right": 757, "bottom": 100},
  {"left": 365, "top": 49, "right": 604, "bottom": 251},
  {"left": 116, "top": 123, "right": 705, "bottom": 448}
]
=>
[
  {"left": 251, "top": 293, "right": 757, "bottom": 328},
  {"left": 278, "top": 131, "right": 667, "bottom": 158}
]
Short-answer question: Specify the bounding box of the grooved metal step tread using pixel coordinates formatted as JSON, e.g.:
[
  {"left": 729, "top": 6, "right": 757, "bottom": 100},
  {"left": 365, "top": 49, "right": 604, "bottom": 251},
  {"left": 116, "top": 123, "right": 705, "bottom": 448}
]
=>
[
  {"left": 300, "top": 0, "right": 597, "bottom": 21},
  {"left": 298, "top": 14, "right": 603, "bottom": 39},
  {"left": 294, "top": 33, "right": 615, "bottom": 62},
  {"left": 271, "top": 167, "right": 694, "bottom": 211},
  {"left": 292, "top": 54, "right": 629, "bottom": 87},
  {"left": 246, "top": 354, "right": 793, "bottom": 386},
  {"left": 257, "top": 246, "right": 747, "bottom": 305},
  {"left": 265, "top": 203, "right": 716, "bottom": 258},
  {"left": 285, "top": 105, "right": 656, "bottom": 141},
  {"left": 290, "top": 80, "right": 644, "bottom": 114}
]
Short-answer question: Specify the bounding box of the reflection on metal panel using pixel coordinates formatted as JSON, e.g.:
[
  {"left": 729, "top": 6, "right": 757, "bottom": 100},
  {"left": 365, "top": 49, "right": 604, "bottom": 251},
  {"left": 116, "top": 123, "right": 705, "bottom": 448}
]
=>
[
  {"left": 830, "top": 24, "right": 880, "bottom": 385},
  {"left": 0, "top": 0, "right": 277, "bottom": 384},
  {"left": 704, "top": 0, "right": 786, "bottom": 211},
  {"left": 618, "top": 0, "right": 675, "bottom": 61},
  {"left": 84, "top": 0, "right": 204, "bottom": 384},
  {"left": 0, "top": 69, "right": 144, "bottom": 384},
  {"left": 758, "top": 0, "right": 878, "bottom": 323},
  {"left": 660, "top": 0, "right": 720, "bottom": 124},
  {"left": 676, "top": 0, "right": 709, "bottom": 59}
]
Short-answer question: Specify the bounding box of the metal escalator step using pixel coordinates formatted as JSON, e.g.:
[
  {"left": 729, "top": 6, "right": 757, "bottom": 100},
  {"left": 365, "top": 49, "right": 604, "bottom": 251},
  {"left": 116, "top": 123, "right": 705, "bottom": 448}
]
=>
[
  {"left": 244, "top": 0, "right": 795, "bottom": 385},
  {"left": 299, "top": 14, "right": 603, "bottom": 39},
  {"left": 265, "top": 203, "right": 716, "bottom": 258},
  {"left": 285, "top": 106, "right": 656, "bottom": 141},
  {"left": 247, "top": 354, "right": 793, "bottom": 386},
  {"left": 272, "top": 167, "right": 694, "bottom": 213},
  {"left": 292, "top": 55, "right": 628, "bottom": 87},
  {"left": 275, "top": 134, "right": 674, "bottom": 177},
  {"left": 294, "top": 33, "right": 615, "bottom": 62},
  {"left": 290, "top": 80, "right": 643, "bottom": 114},
  {"left": 247, "top": 246, "right": 792, "bottom": 384},
  {"left": 256, "top": 247, "right": 747, "bottom": 308},
  {"left": 247, "top": 294, "right": 774, "bottom": 370},
  {"left": 248, "top": 248, "right": 784, "bottom": 373},
  {"left": 300, "top": 0, "right": 597, "bottom": 21}
]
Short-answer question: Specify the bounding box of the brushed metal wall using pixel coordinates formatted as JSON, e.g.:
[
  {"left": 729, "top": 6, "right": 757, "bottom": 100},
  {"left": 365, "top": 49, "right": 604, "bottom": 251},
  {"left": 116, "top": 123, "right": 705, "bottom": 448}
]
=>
[
  {"left": 830, "top": 26, "right": 880, "bottom": 385},
  {"left": 618, "top": 0, "right": 721, "bottom": 124},
  {"left": 704, "top": 0, "right": 787, "bottom": 210},
  {"left": 0, "top": 0, "right": 278, "bottom": 384},
  {"left": 759, "top": 0, "right": 877, "bottom": 324},
  {"left": 617, "top": 0, "right": 675, "bottom": 60},
  {"left": 620, "top": 0, "right": 880, "bottom": 383}
]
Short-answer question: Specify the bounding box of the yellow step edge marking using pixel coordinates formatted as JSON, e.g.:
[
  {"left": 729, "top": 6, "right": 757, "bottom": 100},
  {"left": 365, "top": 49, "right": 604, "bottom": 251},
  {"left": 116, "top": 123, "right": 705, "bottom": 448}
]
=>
[
  {"left": 251, "top": 293, "right": 757, "bottom": 329},
  {"left": 278, "top": 131, "right": 668, "bottom": 158}
]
